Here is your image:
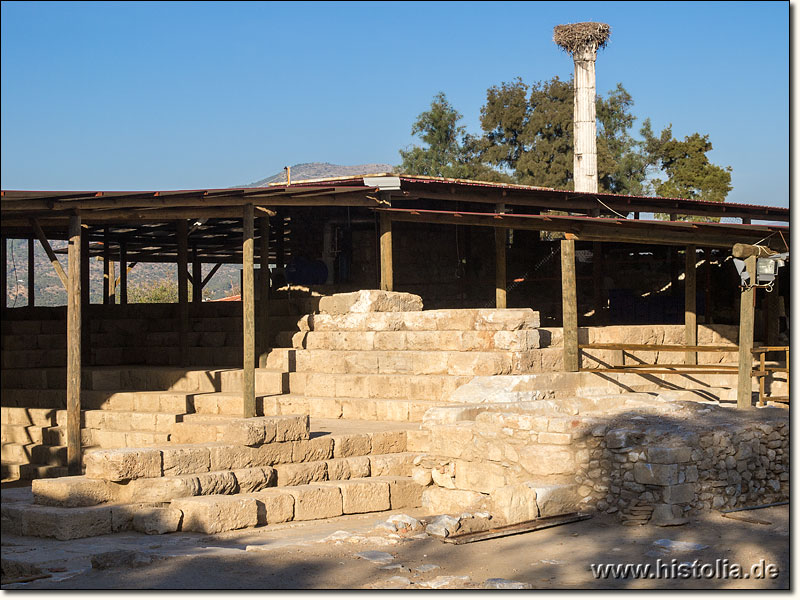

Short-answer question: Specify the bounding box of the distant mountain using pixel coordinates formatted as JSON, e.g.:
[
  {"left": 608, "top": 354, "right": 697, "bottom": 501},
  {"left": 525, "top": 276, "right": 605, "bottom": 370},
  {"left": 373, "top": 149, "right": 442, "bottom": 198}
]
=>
[{"left": 245, "top": 162, "right": 394, "bottom": 187}]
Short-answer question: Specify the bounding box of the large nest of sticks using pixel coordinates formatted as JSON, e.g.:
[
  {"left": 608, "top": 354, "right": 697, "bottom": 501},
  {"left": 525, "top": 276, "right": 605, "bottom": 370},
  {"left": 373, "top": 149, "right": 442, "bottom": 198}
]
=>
[{"left": 553, "top": 22, "right": 611, "bottom": 53}]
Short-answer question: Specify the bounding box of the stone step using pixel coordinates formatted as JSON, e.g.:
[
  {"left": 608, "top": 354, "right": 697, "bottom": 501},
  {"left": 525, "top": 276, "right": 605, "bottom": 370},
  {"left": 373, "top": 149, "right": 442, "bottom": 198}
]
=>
[
  {"left": 265, "top": 394, "right": 444, "bottom": 422},
  {"left": 289, "top": 372, "right": 472, "bottom": 402},
  {"left": 1, "top": 366, "right": 288, "bottom": 394},
  {"left": 1, "top": 462, "right": 68, "bottom": 482},
  {"left": 2, "top": 475, "right": 423, "bottom": 539},
  {"left": 292, "top": 328, "right": 541, "bottom": 353},
  {"left": 291, "top": 349, "right": 539, "bottom": 376},
  {"left": 298, "top": 308, "right": 540, "bottom": 333}
]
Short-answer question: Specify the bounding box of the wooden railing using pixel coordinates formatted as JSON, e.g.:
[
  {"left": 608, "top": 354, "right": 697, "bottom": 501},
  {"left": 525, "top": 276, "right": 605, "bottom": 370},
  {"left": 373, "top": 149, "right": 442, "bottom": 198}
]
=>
[
  {"left": 752, "top": 346, "right": 789, "bottom": 406},
  {"left": 578, "top": 343, "right": 739, "bottom": 375},
  {"left": 578, "top": 343, "right": 789, "bottom": 406}
]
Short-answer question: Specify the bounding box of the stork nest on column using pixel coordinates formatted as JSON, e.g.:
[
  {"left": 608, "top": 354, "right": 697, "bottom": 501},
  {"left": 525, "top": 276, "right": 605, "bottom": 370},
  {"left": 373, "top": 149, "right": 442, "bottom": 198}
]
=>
[{"left": 553, "top": 22, "right": 611, "bottom": 53}]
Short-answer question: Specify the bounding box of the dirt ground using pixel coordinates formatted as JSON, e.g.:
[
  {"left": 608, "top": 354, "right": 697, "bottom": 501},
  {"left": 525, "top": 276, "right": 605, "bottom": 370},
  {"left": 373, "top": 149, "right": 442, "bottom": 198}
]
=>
[{"left": 1, "top": 501, "right": 788, "bottom": 590}]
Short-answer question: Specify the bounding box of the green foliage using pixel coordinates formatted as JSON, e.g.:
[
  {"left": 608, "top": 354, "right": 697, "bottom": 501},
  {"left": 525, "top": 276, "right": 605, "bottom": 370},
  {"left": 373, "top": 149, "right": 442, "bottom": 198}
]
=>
[
  {"left": 398, "top": 78, "right": 732, "bottom": 207},
  {"left": 128, "top": 278, "right": 191, "bottom": 304},
  {"left": 641, "top": 119, "right": 733, "bottom": 209},
  {"left": 398, "top": 92, "right": 510, "bottom": 182}
]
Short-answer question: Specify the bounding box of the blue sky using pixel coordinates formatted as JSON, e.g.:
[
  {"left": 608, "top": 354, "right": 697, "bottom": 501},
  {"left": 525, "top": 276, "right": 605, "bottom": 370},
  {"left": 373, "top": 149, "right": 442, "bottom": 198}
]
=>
[{"left": 0, "top": 1, "right": 789, "bottom": 208}]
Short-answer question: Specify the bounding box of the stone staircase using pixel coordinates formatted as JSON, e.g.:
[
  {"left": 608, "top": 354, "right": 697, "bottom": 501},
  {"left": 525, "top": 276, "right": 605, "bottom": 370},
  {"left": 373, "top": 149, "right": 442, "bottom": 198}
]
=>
[
  {"left": 267, "top": 307, "right": 543, "bottom": 421},
  {"left": 2, "top": 416, "right": 425, "bottom": 540}
]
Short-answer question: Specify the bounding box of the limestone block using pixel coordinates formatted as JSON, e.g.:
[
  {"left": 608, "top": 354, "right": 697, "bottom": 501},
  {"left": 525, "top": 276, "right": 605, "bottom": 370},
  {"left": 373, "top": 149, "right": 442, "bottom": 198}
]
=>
[
  {"left": 326, "top": 456, "right": 371, "bottom": 480},
  {"left": 122, "top": 476, "right": 200, "bottom": 503},
  {"left": 634, "top": 463, "right": 679, "bottom": 486},
  {"left": 377, "top": 352, "right": 416, "bottom": 374},
  {"left": 385, "top": 476, "right": 425, "bottom": 509},
  {"left": 491, "top": 483, "right": 538, "bottom": 524},
  {"left": 170, "top": 422, "right": 223, "bottom": 444},
  {"left": 341, "top": 398, "right": 377, "bottom": 420},
  {"left": 433, "top": 309, "right": 477, "bottom": 331},
  {"left": 292, "top": 437, "right": 334, "bottom": 462},
  {"left": 374, "top": 331, "right": 406, "bottom": 351},
  {"left": 223, "top": 418, "right": 277, "bottom": 446},
  {"left": 269, "top": 415, "right": 309, "bottom": 442},
  {"left": 454, "top": 460, "right": 508, "bottom": 494},
  {"left": 285, "top": 485, "right": 343, "bottom": 520},
  {"left": 84, "top": 448, "right": 162, "bottom": 481},
  {"left": 173, "top": 495, "right": 258, "bottom": 534},
  {"left": 32, "top": 476, "right": 115, "bottom": 507},
  {"left": 432, "top": 462, "right": 456, "bottom": 489},
  {"left": 276, "top": 461, "right": 328, "bottom": 486},
  {"left": 334, "top": 374, "right": 370, "bottom": 398},
  {"left": 132, "top": 507, "right": 183, "bottom": 535},
  {"left": 406, "top": 331, "right": 462, "bottom": 351},
  {"left": 332, "top": 433, "right": 371, "bottom": 458},
  {"left": 425, "top": 425, "right": 473, "bottom": 459},
  {"left": 318, "top": 290, "right": 423, "bottom": 314},
  {"left": 662, "top": 483, "right": 696, "bottom": 505},
  {"left": 459, "top": 331, "right": 496, "bottom": 351},
  {"left": 370, "top": 431, "right": 407, "bottom": 454},
  {"left": 647, "top": 447, "right": 692, "bottom": 464},
  {"left": 370, "top": 453, "right": 415, "bottom": 476},
  {"left": 651, "top": 503, "right": 689, "bottom": 526},
  {"left": 475, "top": 309, "right": 540, "bottom": 330},
  {"left": 23, "top": 504, "right": 114, "bottom": 540},
  {"left": 252, "top": 489, "right": 295, "bottom": 525},
  {"left": 321, "top": 478, "right": 390, "bottom": 514},
  {"left": 406, "top": 430, "right": 430, "bottom": 452},
  {"left": 533, "top": 484, "right": 578, "bottom": 517},
  {"left": 537, "top": 432, "right": 572, "bottom": 445},
  {"left": 208, "top": 442, "right": 293, "bottom": 471},
  {"left": 422, "top": 486, "right": 489, "bottom": 514},
  {"left": 196, "top": 471, "right": 238, "bottom": 495},
  {"left": 492, "top": 330, "right": 541, "bottom": 351},
  {"left": 109, "top": 502, "right": 160, "bottom": 532},
  {"left": 308, "top": 397, "right": 343, "bottom": 419},
  {"left": 234, "top": 466, "right": 276, "bottom": 493},
  {"left": 518, "top": 445, "right": 574, "bottom": 476},
  {"left": 161, "top": 445, "right": 211, "bottom": 476}
]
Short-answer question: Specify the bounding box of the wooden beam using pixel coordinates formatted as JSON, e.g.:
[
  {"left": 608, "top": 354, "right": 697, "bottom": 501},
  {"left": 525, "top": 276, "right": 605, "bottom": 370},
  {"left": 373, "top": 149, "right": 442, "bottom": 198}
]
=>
[
  {"left": 108, "top": 257, "right": 116, "bottom": 304},
  {"left": 258, "top": 216, "right": 270, "bottom": 368},
  {"left": 704, "top": 247, "right": 713, "bottom": 324},
  {"left": 177, "top": 220, "right": 189, "bottom": 367},
  {"left": 201, "top": 262, "right": 222, "bottom": 288},
  {"left": 379, "top": 194, "right": 394, "bottom": 292},
  {"left": 561, "top": 239, "right": 579, "bottom": 372},
  {"left": 192, "top": 246, "right": 202, "bottom": 305},
  {"left": 1, "top": 236, "right": 6, "bottom": 309},
  {"left": 80, "top": 226, "right": 90, "bottom": 365},
  {"left": 27, "top": 237, "right": 35, "bottom": 306},
  {"left": 242, "top": 203, "right": 256, "bottom": 418},
  {"left": 102, "top": 229, "right": 110, "bottom": 304},
  {"left": 736, "top": 255, "right": 756, "bottom": 409},
  {"left": 592, "top": 241, "right": 603, "bottom": 324},
  {"left": 66, "top": 215, "right": 82, "bottom": 475},
  {"left": 685, "top": 245, "right": 697, "bottom": 365},
  {"left": 120, "top": 242, "right": 128, "bottom": 305},
  {"left": 732, "top": 243, "right": 779, "bottom": 259},
  {"left": 31, "top": 218, "right": 68, "bottom": 289},
  {"left": 495, "top": 203, "right": 506, "bottom": 309}
]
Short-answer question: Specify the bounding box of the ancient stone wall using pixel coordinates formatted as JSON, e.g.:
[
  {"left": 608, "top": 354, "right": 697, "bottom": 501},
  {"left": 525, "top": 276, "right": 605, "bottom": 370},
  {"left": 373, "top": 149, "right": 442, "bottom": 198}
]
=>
[{"left": 414, "top": 397, "right": 788, "bottom": 526}]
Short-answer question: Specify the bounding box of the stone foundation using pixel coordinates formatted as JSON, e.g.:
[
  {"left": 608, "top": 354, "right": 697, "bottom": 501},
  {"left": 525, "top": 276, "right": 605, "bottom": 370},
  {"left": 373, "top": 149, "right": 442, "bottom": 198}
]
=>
[{"left": 417, "top": 395, "right": 788, "bottom": 526}]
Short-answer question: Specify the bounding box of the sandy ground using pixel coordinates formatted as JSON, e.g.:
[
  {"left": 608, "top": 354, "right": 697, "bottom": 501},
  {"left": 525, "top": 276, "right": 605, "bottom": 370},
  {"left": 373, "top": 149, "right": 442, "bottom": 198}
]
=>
[{"left": 1, "top": 502, "right": 788, "bottom": 590}]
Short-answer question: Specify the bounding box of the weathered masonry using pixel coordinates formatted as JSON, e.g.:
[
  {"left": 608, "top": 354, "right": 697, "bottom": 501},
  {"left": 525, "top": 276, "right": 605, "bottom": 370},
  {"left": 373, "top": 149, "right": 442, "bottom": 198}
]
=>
[{"left": 0, "top": 175, "right": 789, "bottom": 536}]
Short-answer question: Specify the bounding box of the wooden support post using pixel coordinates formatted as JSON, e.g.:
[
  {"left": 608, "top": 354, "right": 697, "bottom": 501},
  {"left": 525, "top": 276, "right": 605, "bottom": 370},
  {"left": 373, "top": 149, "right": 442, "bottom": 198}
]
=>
[
  {"left": 242, "top": 203, "right": 256, "bottom": 418},
  {"left": 80, "top": 227, "right": 90, "bottom": 365},
  {"left": 736, "top": 255, "right": 756, "bottom": 409},
  {"left": 27, "top": 237, "right": 35, "bottom": 306},
  {"left": 495, "top": 203, "right": 507, "bottom": 309},
  {"left": 31, "top": 220, "right": 68, "bottom": 289},
  {"left": 1, "top": 236, "right": 6, "bottom": 309},
  {"left": 120, "top": 242, "right": 128, "bottom": 305},
  {"left": 192, "top": 246, "right": 202, "bottom": 305},
  {"left": 379, "top": 213, "right": 394, "bottom": 292},
  {"left": 704, "top": 247, "right": 713, "bottom": 324},
  {"left": 177, "top": 220, "right": 189, "bottom": 367},
  {"left": 592, "top": 241, "right": 604, "bottom": 324},
  {"left": 103, "top": 229, "right": 110, "bottom": 304},
  {"left": 66, "top": 215, "right": 82, "bottom": 475},
  {"left": 685, "top": 245, "right": 697, "bottom": 365},
  {"left": 258, "top": 216, "right": 271, "bottom": 368},
  {"left": 108, "top": 257, "right": 116, "bottom": 304},
  {"left": 561, "top": 238, "right": 579, "bottom": 372}
]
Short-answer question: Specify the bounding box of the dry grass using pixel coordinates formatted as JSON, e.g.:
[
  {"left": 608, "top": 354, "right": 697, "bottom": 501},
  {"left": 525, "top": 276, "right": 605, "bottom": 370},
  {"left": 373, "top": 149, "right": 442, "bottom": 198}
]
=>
[{"left": 553, "top": 22, "right": 611, "bottom": 54}]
